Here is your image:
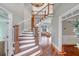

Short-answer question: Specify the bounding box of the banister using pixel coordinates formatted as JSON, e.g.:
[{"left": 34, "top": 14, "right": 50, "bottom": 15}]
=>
[
  {"left": 32, "top": 3, "right": 54, "bottom": 31},
  {"left": 33, "top": 4, "right": 54, "bottom": 16},
  {"left": 13, "top": 25, "right": 20, "bottom": 54},
  {"left": 36, "top": 4, "right": 48, "bottom": 15},
  {"left": 31, "top": 15, "right": 35, "bottom": 31},
  {"left": 34, "top": 26, "right": 39, "bottom": 45}
]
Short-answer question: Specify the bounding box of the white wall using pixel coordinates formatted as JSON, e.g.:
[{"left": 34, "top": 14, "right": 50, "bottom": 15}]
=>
[
  {"left": 62, "top": 21, "right": 74, "bottom": 35},
  {"left": 52, "top": 3, "right": 79, "bottom": 50},
  {"left": 24, "top": 4, "right": 32, "bottom": 31},
  {"left": 0, "top": 3, "right": 25, "bottom": 33},
  {"left": 12, "top": 15, "right": 23, "bottom": 25},
  {"left": 62, "top": 35, "right": 79, "bottom": 44}
]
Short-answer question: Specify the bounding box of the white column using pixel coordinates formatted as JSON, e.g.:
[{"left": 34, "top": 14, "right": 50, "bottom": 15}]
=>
[
  {"left": 58, "top": 17, "right": 62, "bottom": 52},
  {"left": 8, "top": 13, "right": 13, "bottom": 56}
]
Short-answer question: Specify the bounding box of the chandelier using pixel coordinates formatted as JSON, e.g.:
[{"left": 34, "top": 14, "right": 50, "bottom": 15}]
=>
[{"left": 32, "top": 3, "right": 44, "bottom": 7}]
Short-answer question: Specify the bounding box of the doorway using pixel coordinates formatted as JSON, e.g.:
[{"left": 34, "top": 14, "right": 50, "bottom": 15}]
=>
[
  {"left": 59, "top": 5, "right": 79, "bottom": 55},
  {"left": 0, "top": 7, "right": 13, "bottom": 56}
]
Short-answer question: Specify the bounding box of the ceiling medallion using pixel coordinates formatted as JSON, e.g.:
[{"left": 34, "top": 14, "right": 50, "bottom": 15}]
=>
[{"left": 32, "top": 3, "right": 44, "bottom": 7}]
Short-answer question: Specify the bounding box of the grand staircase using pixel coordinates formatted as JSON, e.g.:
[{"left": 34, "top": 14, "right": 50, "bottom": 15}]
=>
[
  {"left": 13, "top": 3, "right": 53, "bottom": 56},
  {"left": 14, "top": 31, "right": 41, "bottom": 56}
]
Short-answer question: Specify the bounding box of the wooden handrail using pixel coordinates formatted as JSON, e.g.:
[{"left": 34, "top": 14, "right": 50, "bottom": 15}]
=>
[
  {"left": 36, "top": 4, "right": 48, "bottom": 15},
  {"left": 48, "top": 4, "right": 54, "bottom": 15},
  {"left": 31, "top": 15, "right": 35, "bottom": 31},
  {"left": 13, "top": 25, "right": 20, "bottom": 54},
  {"left": 32, "top": 4, "right": 54, "bottom": 16}
]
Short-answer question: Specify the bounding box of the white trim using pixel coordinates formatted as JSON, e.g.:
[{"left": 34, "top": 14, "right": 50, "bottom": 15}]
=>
[
  {"left": 8, "top": 13, "right": 13, "bottom": 56},
  {"left": 52, "top": 43, "right": 59, "bottom": 51},
  {"left": 0, "top": 7, "right": 11, "bottom": 14},
  {"left": 61, "top": 4, "right": 79, "bottom": 21},
  {"left": 58, "top": 16, "right": 62, "bottom": 51},
  {"left": 59, "top": 4, "right": 79, "bottom": 52}
]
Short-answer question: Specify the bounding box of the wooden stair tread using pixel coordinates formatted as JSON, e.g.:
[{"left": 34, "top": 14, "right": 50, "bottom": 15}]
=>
[{"left": 14, "top": 46, "right": 39, "bottom": 56}]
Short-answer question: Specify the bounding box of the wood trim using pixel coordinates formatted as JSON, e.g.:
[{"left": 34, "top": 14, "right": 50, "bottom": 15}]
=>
[
  {"left": 48, "top": 3, "right": 49, "bottom": 15},
  {"left": 13, "top": 25, "right": 20, "bottom": 54},
  {"left": 48, "top": 4, "right": 54, "bottom": 15},
  {"left": 44, "top": 11, "right": 46, "bottom": 18}
]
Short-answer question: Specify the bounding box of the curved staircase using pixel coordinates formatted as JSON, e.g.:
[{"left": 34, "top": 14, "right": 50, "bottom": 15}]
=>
[
  {"left": 13, "top": 3, "right": 53, "bottom": 56},
  {"left": 14, "top": 31, "right": 41, "bottom": 56}
]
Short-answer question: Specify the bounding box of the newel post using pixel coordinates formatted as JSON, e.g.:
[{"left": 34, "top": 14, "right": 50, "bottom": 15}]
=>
[{"left": 13, "top": 25, "right": 20, "bottom": 54}]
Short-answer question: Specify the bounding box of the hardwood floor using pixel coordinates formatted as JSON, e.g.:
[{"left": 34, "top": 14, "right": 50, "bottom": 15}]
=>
[
  {"left": 41, "top": 44, "right": 66, "bottom": 56},
  {"left": 51, "top": 44, "right": 64, "bottom": 56},
  {"left": 62, "top": 44, "right": 79, "bottom": 56},
  {"left": 51, "top": 44, "right": 79, "bottom": 56}
]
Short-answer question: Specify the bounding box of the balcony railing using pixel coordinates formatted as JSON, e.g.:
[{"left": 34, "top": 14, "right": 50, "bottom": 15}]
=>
[{"left": 32, "top": 4, "right": 54, "bottom": 47}]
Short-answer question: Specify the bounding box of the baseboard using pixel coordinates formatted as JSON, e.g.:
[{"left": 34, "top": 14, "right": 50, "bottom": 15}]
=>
[
  {"left": 52, "top": 43, "right": 58, "bottom": 51},
  {"left": 51, "top": 43, "right": 66, "bottom": 56}
]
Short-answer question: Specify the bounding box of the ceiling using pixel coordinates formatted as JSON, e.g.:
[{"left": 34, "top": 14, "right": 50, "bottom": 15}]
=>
[
  {"left": 0, "top": 3, "right": 25, "bottom": 19},
  {"left": 0, "top": 3, "right": 55, "bottom": 19}
]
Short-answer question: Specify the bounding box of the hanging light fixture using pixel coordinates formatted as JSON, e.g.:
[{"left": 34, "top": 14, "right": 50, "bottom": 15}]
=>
[{"left": 32, "top": 3, "right": 44, "bottom": 7}]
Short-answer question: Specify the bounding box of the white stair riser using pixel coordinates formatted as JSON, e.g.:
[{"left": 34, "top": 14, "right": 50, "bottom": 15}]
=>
[
  {"left": 19, "top": 34, "right": 34, "bottom": 37},
  {"left": 23, "top": 32, "right": 33, "bottom": 33},
  {"left": 19, "top": 37, "right": 34, "bottom": 39},
  {"left": 19, "top": 40, "right": 35, "bottom": 43},
  {"left": 22, "top": 32, "right": 34, "bottom": 34},
  {"left": 14, "top": 31, "right": 41, "bottom": 56},
  {"left": 20, "top": 33, "right": 34, "bottom": 34},
  {"left": 20, "top": 43, "right": 35, "bottom": 49}
]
